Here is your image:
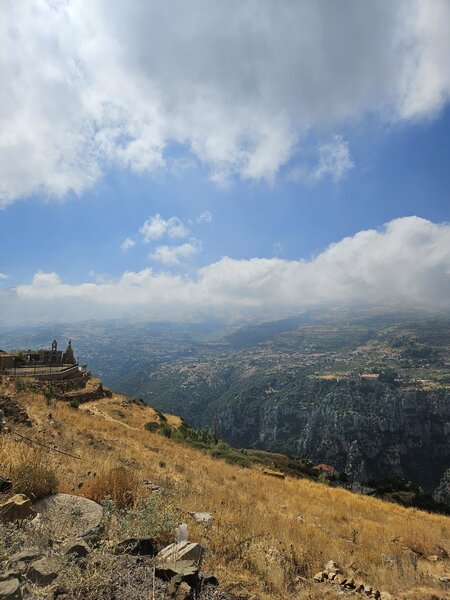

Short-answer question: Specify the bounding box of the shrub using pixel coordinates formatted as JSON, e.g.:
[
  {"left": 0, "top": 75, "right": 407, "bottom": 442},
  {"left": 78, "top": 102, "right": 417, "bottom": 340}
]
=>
[
  {"left": 116, "top": 495, "right": 176, "bottom": 542},
  {"left": 11, "top": 459, "right": 59, "bottom": 501},
  {"left": 144, "top": 421, "right": 159, "bottom": 432},
  {"left": 160, "top": 423, "right": 173, "bottom": 438},
  {"left": 44, "top": 387, "right": 54, "bottom": 405},
  {"left": 317, "top": 472, "right": 330, "bottom": 486},
  {"left": 209, "top": 443, "right": 252, "bottom": 467},
  {"left": 15, "top": 378, "right": 30, "bottom": 393},
  {"left": 83, "top": 467, "right": 141, "bottom": 509}
]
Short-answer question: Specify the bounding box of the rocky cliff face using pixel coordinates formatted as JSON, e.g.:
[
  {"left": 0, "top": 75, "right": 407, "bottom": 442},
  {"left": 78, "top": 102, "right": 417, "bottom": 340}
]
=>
[
  {"left": 433, "top": 467, "right": 450, "bottom": 506},
  {"left": 213, "top": 380, "right": 450, "bottom": 491}
]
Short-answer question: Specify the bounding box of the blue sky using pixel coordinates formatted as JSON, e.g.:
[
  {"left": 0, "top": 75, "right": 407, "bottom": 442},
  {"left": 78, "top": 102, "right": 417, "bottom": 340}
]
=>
[
  {"left": 2, "top": 109, "right": 449, "bottom": 285},
  {"left": 0, "top": 1, "right": 449, "bottom": 323}
]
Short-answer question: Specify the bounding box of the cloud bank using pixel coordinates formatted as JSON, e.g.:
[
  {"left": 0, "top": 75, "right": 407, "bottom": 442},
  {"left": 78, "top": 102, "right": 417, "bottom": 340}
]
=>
[
  {"left": 1, "top": 217, "right": 448, "bottom": 324},
  {"left": 2, "top": 1, "right": 450, "bottom": 204}
]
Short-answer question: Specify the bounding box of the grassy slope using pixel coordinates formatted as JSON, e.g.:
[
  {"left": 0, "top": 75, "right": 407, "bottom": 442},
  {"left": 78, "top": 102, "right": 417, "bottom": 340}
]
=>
[{"left": 1, "top": 379, "right": 449, "bottom": 600}]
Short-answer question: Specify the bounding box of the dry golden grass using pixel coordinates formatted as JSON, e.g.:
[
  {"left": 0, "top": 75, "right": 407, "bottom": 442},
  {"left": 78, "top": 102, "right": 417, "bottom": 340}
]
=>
[
  {"left": 83, "top": 466, "right": 142, "bottom": 508},
  {"left": 1, "top": 378, "right": 449, "bottom": 600},
  {"left": 0, "top": 436, "right": 59, "bottom": 501}
]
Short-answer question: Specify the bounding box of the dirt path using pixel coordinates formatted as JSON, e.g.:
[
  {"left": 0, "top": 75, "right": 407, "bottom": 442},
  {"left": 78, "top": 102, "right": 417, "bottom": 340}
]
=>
[{"left": 80, "top": 402, "right": 139, "bottom": 431}]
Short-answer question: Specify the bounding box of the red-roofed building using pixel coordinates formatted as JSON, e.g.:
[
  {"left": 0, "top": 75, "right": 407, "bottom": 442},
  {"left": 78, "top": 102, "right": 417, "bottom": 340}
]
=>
[{"left": 313, "top": 464, "right": 339, "bottom": 477}]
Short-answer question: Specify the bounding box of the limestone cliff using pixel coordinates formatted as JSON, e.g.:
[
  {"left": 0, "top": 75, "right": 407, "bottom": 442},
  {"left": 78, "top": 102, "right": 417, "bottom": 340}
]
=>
[{"left": 196, "top": 378, "right": 449, "bottom": 491}]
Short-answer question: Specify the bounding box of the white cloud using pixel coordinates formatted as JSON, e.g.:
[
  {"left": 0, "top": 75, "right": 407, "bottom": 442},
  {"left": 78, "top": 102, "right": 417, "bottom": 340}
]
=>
[
  {"left": 0, "top": 273, "right": 9, "bottom": 281},
  {"left": 139, "top": 214, "right": 189, "bottom": 242},
  {"left": 314, "top": 136, "right": 354, "bottom": 182},
  {"left": 196, "top": 211, "right": 213, "bottom": 224},
  {"left": 288, "top": 135, "right": 354, "bottom": 183},
  {"left": 120, "top": 238, "right": 136, "bottom": 251},
  {"left": 29, "top": 271, "right": 62, "bottom": 288},
  {"left": 1, "top": 217, "right": 448, "bottom": 323},
  {"left": 149, "top": 241, "right": 201, "bottom": 265},
  {"left": 2, "top": 2, "right": 450, "bottom": 204}
]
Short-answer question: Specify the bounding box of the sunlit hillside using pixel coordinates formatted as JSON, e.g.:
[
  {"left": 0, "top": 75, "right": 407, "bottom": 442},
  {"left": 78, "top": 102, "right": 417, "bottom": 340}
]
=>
[{"left": 1, "top": 379, "right": 450, "bottom": 600}]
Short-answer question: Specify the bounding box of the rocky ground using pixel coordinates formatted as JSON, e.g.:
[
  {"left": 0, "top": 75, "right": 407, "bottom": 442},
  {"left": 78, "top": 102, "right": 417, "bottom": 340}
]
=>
[{"left": 0, "top": 492, "right": 221, "bottom": 600}]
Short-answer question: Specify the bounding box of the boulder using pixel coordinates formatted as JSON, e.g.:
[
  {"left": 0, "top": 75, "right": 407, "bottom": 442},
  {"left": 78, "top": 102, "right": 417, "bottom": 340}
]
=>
[
  {"left": 79, "top": 523, "right": 105, "bottom": 545},
  {"left": 60, "top": 539, "right": 90, "bottom": 559},
  {"left": 0, "top": 495, "right": 36, "bottom": 523},
  {"left": 8, "top": 548, "right": 42, "bottom": 565},
  {"left": 371, "top": 590, "right": 381, "bottom": 599},
  {"left": 344, "top": 577, "right": 355, "bottom": 588},
  {"left": 0, "top": 477, "right": 12, "bottom": 494},
  {"left": 154, "top": 560, "right": 199, "bottom": 587},
  {"left": 114, "top": 537, "right": 158, "bottom": 556},
  {"left": 0, "top": 573, "right": 20, "bottom": 584},
  {"left": 157, "top": 541, "right": 204, "bottom": 565},
  {"left": 189, "top": 512, "right": 212, "bottom": 525},
  {"left": 200, "top": 573, "right": 219, "bottom": 586},
  {"left": 28, "top": 557, "right": 59, "bottom": 585},
  {"left": 380, "top": 593, "right": 393, "bottom": 600},
  {"left": 0, "top": 579, "right": 22, "bottom": 600},
  {"left": 313, "top": 572, "right": 324, "bottom": 582},
  {"left": 142, "top": 480, "right": 162, "bottom": 492},
  {"left": 334, "top": 574, "right": 347, "bottom": 585},
  {"left": 33, "top": 494, "right": 102, "bottom": 539},
  {"left": 7, "top": 547, "right": 44, "bottom": 576},
  {"left": 363, "top": 584, "right": 372, "bottom": 594},
  {"left": 324, "top": 560, "right": 341, "bottom": 573},
  {"left": 434, "top": 545, "right": 449, "bottom": 560}
]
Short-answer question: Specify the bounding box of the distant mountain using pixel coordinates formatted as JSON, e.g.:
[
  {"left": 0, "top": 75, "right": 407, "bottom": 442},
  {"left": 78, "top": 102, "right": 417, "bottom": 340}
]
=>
[
  {"left": 1, "top": 308, "right": 449, "bottom": 491},
  {"left": 111, "top": 309, "right": 450, "bottom": 492},
  {"left": 0, "top": 318, "right": 229, "bottom": 386}
]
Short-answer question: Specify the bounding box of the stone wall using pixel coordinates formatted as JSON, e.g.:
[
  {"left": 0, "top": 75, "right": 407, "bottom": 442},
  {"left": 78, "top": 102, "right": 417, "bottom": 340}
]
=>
[
  {"left": 62, "top": 378, "right": 112, "bottom": 404},
  {"left": 50, "top": 373, "right": 90, "bottom": 397}
]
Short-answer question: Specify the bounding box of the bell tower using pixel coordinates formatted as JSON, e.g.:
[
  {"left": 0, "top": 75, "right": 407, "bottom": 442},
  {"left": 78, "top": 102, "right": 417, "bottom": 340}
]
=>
[{"left": 63, "top": 340, "right": 76, "bottom": 365}]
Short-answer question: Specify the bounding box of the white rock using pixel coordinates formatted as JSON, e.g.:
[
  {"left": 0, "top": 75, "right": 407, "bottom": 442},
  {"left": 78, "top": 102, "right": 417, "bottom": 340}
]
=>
[
  {"left": 33, "top": 493, "right": 102, "bottom": 539},
  {"left": 175, "top": 523, "right": 189, "bottom": 542},
  {"left": 189, "top": 512, "right": 212, "bottom": 524},
  {"left": 324, "top": 560, "right": 341, "bottom": 573},
  {"left": 158, "top": 540, "right": 204, "bottom": 565},
  {"left": 0, "top": 579, "right": 22, "bottom": 600}
]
